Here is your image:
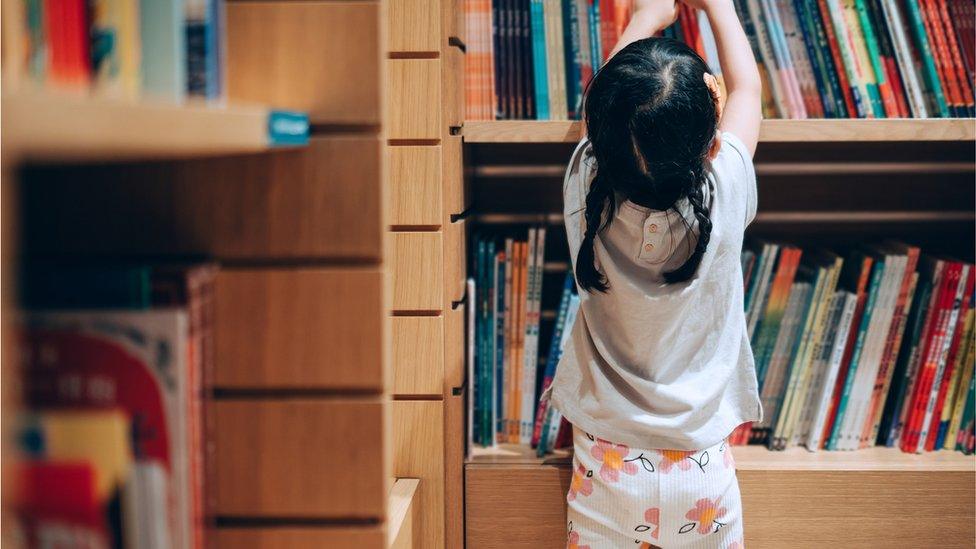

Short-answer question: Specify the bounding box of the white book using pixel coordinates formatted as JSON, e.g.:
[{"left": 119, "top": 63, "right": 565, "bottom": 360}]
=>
[
  {"left": 805, "top": 291, "right": 857, "bottom": 450},
  {"left": 915, "top": 264, "right": 970, "bottom": 452},
  {"left": 840, "top": 253, "right": 905, "bottom": 450},
  {"left": 879, "top": 0, "right": 927, "bottom": 117},
  {"left": 794, "top": 290, "right": 845, "bottom": 447}
]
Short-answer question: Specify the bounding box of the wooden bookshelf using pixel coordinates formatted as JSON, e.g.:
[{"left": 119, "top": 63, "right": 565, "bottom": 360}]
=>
[
  {"left": 2, "top": 90, "right": 306, "bottom": 163},
  {"left": 463, "top": 118, "right": 976, "bottom": 143}
]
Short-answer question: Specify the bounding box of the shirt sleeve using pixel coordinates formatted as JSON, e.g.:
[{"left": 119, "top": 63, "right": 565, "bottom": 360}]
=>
[{"left": 716, "top": 131, "right": 758, "bottom": 227}]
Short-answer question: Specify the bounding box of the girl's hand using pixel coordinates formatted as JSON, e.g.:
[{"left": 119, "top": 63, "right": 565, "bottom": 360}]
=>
[
  {"left": 633, "top": 0, "right": 679, "bottom": 30},
  {"left": 677, "top": 0, "right": 715, "bottom": 11}
]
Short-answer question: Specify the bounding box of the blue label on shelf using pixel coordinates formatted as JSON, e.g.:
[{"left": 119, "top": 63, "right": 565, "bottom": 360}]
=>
[{"left": 268, "top": 110, "right": 309, "bottom": 146}]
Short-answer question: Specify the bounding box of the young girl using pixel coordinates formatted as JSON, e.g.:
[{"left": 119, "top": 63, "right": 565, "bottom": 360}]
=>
[{"left": 547, "top": 0, "right": 763, "bottom": 547}]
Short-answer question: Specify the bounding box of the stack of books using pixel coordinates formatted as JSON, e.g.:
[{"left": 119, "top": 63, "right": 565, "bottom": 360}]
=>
[
  {"left": 4, "top": 0, "right": 225, "bottom": 101},
  {"left": 469, "top": 238, "right": 976, "bottom": 455},
  {"left": 464, "top": 0, "right": 976, "bottom": 120},
  {"left": 15, "top": 264, "right": 216, "bottom": 549}
]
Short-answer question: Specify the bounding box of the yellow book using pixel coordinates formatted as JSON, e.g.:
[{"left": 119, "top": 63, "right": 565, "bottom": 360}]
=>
[
  {"left": 38, "top": 410, "right": 132, "bottom": 501},
  {"left": 944, "top": 317, "right": 976, "bottom": 450}
]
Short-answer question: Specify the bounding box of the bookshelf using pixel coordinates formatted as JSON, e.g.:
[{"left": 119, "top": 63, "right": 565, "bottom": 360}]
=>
[
  {"left": 460, "top": 119, "right": 976, "bottom": 547},
  {"left": 463, "top": 118, "right": 976, "bottom": 143},
  {"left": 2, "top": 91, "right": 308, "bottom": 163}
]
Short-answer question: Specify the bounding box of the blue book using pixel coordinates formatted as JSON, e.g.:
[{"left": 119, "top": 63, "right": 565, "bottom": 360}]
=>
[
  {"left": 589, "top": 0, "right": 602, "bottom": 69},
  {"left": 186, "top": 0, "right": 220, "bottom": 98},
  {"left": 530, "top": 0, "right": 550, "bottom": 119},
  {"left": 563, "top": 0, "right": 582, "bottom": 119}
]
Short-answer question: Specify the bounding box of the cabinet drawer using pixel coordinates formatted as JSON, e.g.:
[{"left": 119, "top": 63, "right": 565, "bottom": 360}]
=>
[
  {"left": 215, "top": 528, "right": 384, "bottom": 549},
  {"left": 390, "top": 145, "right": 442, "bottom": 227},
  {"left": 215, "top": 269, "right": 384, "bottom": 389},
  {"left": 392, "top": 315, "right": 443, "bottom": 396},
  {"left": 392, "top": 232, "right": 444, "bottom": 311},
  {"left": 22, "top": 137, "right": 383, "bottom": 260},
  {"left": 388, "top": 0, "right": 441, "bottom": 52},
  {"left": 393, "top": 401, "right": 445, "bottom": 549},
  {"left": 389, "top": 59, "right": 442, "bottom": 140},
  {"left": 226, "top": 1, "right": 380, "bottom": 124},
  {"left": 214, "top": 399, "right": 386, "bottom": 518}
]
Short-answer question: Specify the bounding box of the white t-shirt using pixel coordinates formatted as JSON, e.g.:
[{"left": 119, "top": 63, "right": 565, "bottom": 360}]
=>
[{"left": 549, "top": 132, "right": 763, "bottom": 451}]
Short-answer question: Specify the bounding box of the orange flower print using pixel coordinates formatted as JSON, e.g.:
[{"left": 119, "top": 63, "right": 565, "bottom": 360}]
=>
[
  {"left": 658, "top": 449, "right": 695, "bottom": 473},
  {"left": 634, "top": 507, "right": 660, "bottom": 540},
  {"left": 567, "top": 530, "right": 590, "bottom": 549},
  {"left": 682, "top": 497, "right": 728, "bottom": 535},
  {"left": 589, "top": 439, "right": 639, "bottom": 482},
  {"left": 727, "top": 540, "right": 745, "bottom": 549},
  {"left": 567, "top": 463, "right": 594, "bottom": 501}
]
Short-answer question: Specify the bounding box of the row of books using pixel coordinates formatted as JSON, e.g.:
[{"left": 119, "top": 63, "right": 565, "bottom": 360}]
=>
[
  {"left": 464, "top": 0, "right": 976, "bottom": 120},
  {"left": 468, "top": 228, "right": 585, "bottom": 455},
  {"left": 14, "top": 264, "right": 215, "bottom": 549},
  {"left": 4, "top": 0, "right": 224, "bottom": 101},
  {"left": 468, "top": 238, "right": 976, "bottom": 455},
  {"left": 737, "top": 242, "right": 975, "bottom": 453}
]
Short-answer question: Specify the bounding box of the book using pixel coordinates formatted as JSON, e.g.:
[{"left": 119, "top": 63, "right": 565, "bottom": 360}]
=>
[{"left": 140, "top": 0, "right": 186, "bottom": 101}]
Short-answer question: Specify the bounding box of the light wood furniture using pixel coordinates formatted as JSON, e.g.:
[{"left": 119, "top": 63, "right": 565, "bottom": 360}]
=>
[
  {"left": 388, "top": 478, "right": 421, "bottom": 549},
  {"left": 459, "top": 114, "right": 975, "bottom": 546},
  {"left": 4, "top": 1, "right": 391, "bottom": 547},
  {"left": 386, "top": 2, "right": 467, "bottom": 547}
]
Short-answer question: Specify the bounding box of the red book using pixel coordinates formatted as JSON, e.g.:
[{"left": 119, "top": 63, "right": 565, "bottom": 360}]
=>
[
  {"left": 947, "top": 0, "right": 975, "bottom": 89},
  {"left": 919, "top": 0, "right": 965, "bottom": 113},
  {"left": 934, "top": 0, "right": 975, "bottom": 111},
  {"left": 924, "top": 266, "right": 974, "bottom": 450},
  {"left": 901, "top": 261, "right": 960, "bottom": 452}
]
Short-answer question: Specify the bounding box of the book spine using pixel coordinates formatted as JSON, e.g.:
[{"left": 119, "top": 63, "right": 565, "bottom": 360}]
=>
[
  {"left": 903, "top": 0, "right": 950, "bottom": 116},
  {"left": 879, "top": 0, "right": 928, "bottom": 117},
  {"left": 531, "top": 274, "right": 573, "bottom": 447},
  {"left": 780, "top": 0, "right": 825, "bottom": 116},
  {"left": 563, "top": 0, "right": 583, "bottom": 119},
  {"left": 843, "top": 0, "right": 884, "bottom": 116},
  {"left": 816, "top": 0, "right": 860, "bottom": 115},
  {"left": 938, "top": 309, "right": 974, "bottom": 448},
  {"left": 807, "top": 292, "right": 858, "bottom": 449},
  {"left": 795, "top": 0, "right": 838, "bottom": 116},
  {"left": 934, "top": 0, "right": 974, "bottom": 114},
  {"left": 825, "top": 0, "right": 871, "bottom": 116},
  {"left": 855, "top": 0, "right": 898, "bottom": 115},
  {"left": 944, "top": 331, "right": 975, "bottom": 449},
  {"left": 530, "top": 0, "right": 551, "bottom": 119}
]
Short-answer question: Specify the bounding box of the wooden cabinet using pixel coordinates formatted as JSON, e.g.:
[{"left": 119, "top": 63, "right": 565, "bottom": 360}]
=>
[
  {"left": 215, "top": 269, "right": 385, "bottom": 389},
  {"left": 390, "top": 145, "right": 443, "bottom": 227},
  {"left": 214, "top": 399, "right": 387, "bottom": 518},
  {"left": 393, "top": 316, "right": 444, "bottom": 396},
  {"left": 388, "top": 59, "right": 443, "bottom": 141},
  {"left": 388, "top": 0, "right": 441, "bottom": 52},
  {"left": 393, "top": 401, "right": 446, "bottom": 549},
  {"left": 226, "top": 1, "right": 381, "bottom": 124},
  {"left": 392, "top": 232, "right": 445, "bottom": 311}
]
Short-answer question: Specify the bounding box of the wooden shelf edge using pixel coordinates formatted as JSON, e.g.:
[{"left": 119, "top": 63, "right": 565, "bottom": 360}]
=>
[
  {"left": 467, "top": 443, "right": 976, "bottom": 472},
  {"left": 2, "top": 90, "right": 308, "bottom": 163},
  {"left": 462, "top": 119, "right": 976, "bottom": 143}
]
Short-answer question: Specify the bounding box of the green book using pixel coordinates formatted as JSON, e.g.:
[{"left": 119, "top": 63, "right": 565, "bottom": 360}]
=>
[{"left": 902, "top": 0, "right": 950, "bottom": 116}]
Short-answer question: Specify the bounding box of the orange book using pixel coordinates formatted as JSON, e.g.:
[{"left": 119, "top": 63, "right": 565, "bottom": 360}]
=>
[
  {"left": 509, "top": 242, "right": 526, "bottom": 442},
  {"left": 920, "top": 0, "right": 965, "bottom": 113},
  {"left": 934, "top": 0, "right": 974, "bottom": 112}
]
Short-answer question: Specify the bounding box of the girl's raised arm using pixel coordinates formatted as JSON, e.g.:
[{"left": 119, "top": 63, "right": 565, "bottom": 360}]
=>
[
  {"left": 688, "top": 0, "right": 763, "bottom": 155},
  {"left": 609, "top": 0, "right": 679, "bottom": 59}
]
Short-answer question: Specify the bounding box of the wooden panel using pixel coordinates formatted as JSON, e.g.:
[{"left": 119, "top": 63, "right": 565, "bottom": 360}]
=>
[
  {"left": 392, "top": 315, "right": 444, "bottom": 396},
  {"left": 214, "top": 528, "right": 384, "bottom": 549},
  {"left": 445, "top": 219, "right": 466, "bottom": 305},
  {"left": 22, "top": 137, "right": 383, "bottom": 260},
  {"left": 442, "top": 133, "right": 467, "bottom": 218},
  {"left": 388, "top": 0, "right": 440, "bottom": 52},
  {"left": 393, "top": 401, "right": 445, "bottom": 549},
  {"left": 214, "top": 399, "right": 386, "bottom": 518},
  {"left": 464, "top": 464, "right": 976, "bottom": 548},
  {"left": 389, "top": 478, "right": 421, "bottom": 549},
  {"left": 215, "top": 269, "right": 384, "bottom": 389},
  {"left": 389, "top": 59, "right": 442, "bottom": 140},
  {"left": 444, "top": 304, "right": 465, "bottom": 390},
  {"left": 392, "top": 232, "right": 444, "bottom": 311},
  {"left": 441, "top": 0, "right": 463, "bottom": 44},
  {"left": 443, "top": 393, "right": 465, "bottom": 549},
  {"left": 442, "top": 46, "right": 463, "bottom": 130},
  {"left": 390, "top": 146, "right": 442, "bottom": 226},
  {"left": 226, "top": 1, "right": 381, "bottom": 124}
]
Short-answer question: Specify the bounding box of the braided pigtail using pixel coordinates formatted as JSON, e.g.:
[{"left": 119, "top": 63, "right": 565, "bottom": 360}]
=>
[
  {"left": 663, "top": 175, "right": 712, "bottom": 283},
  {"left": 575, "top": 172, "right": 614, "bottom": 292}
]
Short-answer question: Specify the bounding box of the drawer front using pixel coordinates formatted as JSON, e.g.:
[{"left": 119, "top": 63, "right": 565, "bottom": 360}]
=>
[
  {"left": 215, "top": 269, "right": 384, "bottom": 389},
  {"left": 392, "top": 315, "right": 444, "bottom": 396},
  {"left": 214, "top": 399, "right": 386, "bottom": 517},
  {"left": 22, "top": 137, "right": 383, "bottom": 260},
  {"left": 392, "top": 232, "right": 444, "bottom": 311},
  {"left": 388, "top": 59, "right": 442, "bottom": 140},
  {"left": 393, "top": 400, "right": 445, "bottom": 549},
  {"left": 215, "top": 528, "right": 384, "bottom": 549},
  {"left": 226, "top": 1, "right": 381, "bottom": 124},
  {"left": 390, "top": 145, "right": 442, "bottom": 227},
  {"left": 388, "top": 0, "right": 441, "bottom": 52}
]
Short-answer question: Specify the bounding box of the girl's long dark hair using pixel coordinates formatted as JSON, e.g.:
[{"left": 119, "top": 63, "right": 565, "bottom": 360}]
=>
[{"left": 577, "top": 37, "right": 717, "bottom": 292}]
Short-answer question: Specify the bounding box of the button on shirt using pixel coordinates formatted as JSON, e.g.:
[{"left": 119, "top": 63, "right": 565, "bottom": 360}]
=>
[{"left": 549, "top": 132, "right": 763, "bottom": 451}]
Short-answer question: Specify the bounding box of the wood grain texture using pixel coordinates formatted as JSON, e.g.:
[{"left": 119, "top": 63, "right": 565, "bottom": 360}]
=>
[
  {"left": 214, "top": 528, "right": 385, "bottom": 549},
  {"left": 442, "top": 134, "right": 468, "bottom": 219},
  {"left": 215, "top": 268, "right": 384, "bottom": 389},
  {"left": 392, "top": 315, "right": 444, "bottom": 396},
  {"left": 462, "top": 119, "right": 976, "bottom": 144},
  {"left": 226, "top": 1, "right": 381, "bottom": 124},
  {"left": 21, "top": 137, "right": 383, "bottom": 260},
  {"left": 443, "top": 305, "right": 465, "bottom": 390},
  {"left": 393, "top": 401, "right": 445, "bottom": 549},
  {"left": 441, "top": 0, "right": 463, "bottom": 45},
  {"left": 443, "top": 392, "right": 465, "bottom": 549},
  {"left": 465, "top": 464, "right": 976, "bottom": 548},
  {"left": 442, "top": 46, "right": 463, "bottom": 130},
  {"left": 214, "top": 399, "right": 386, "bottom": 518},
  {"left": 388, "top": 59, "right": 442, "bottom": 140},
  {"left": 390, "top": 146, "right": 442, "bottom": 227},
  {"left": 388, "top": 478, "right": 420, "bottom": 549},
  {"left": 445, "top": 219, "right": 467, "bottom": 305},
  {"left": 388, "top": 0, "right": 440, "bottom": 52},
  {"left": 392, "top": 232, "right": 444, "bottom": 311}
]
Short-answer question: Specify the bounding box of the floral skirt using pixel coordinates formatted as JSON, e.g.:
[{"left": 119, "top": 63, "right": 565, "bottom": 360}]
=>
[{"left": 566, "top": 427, "right": 744, "bottom": 549}]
